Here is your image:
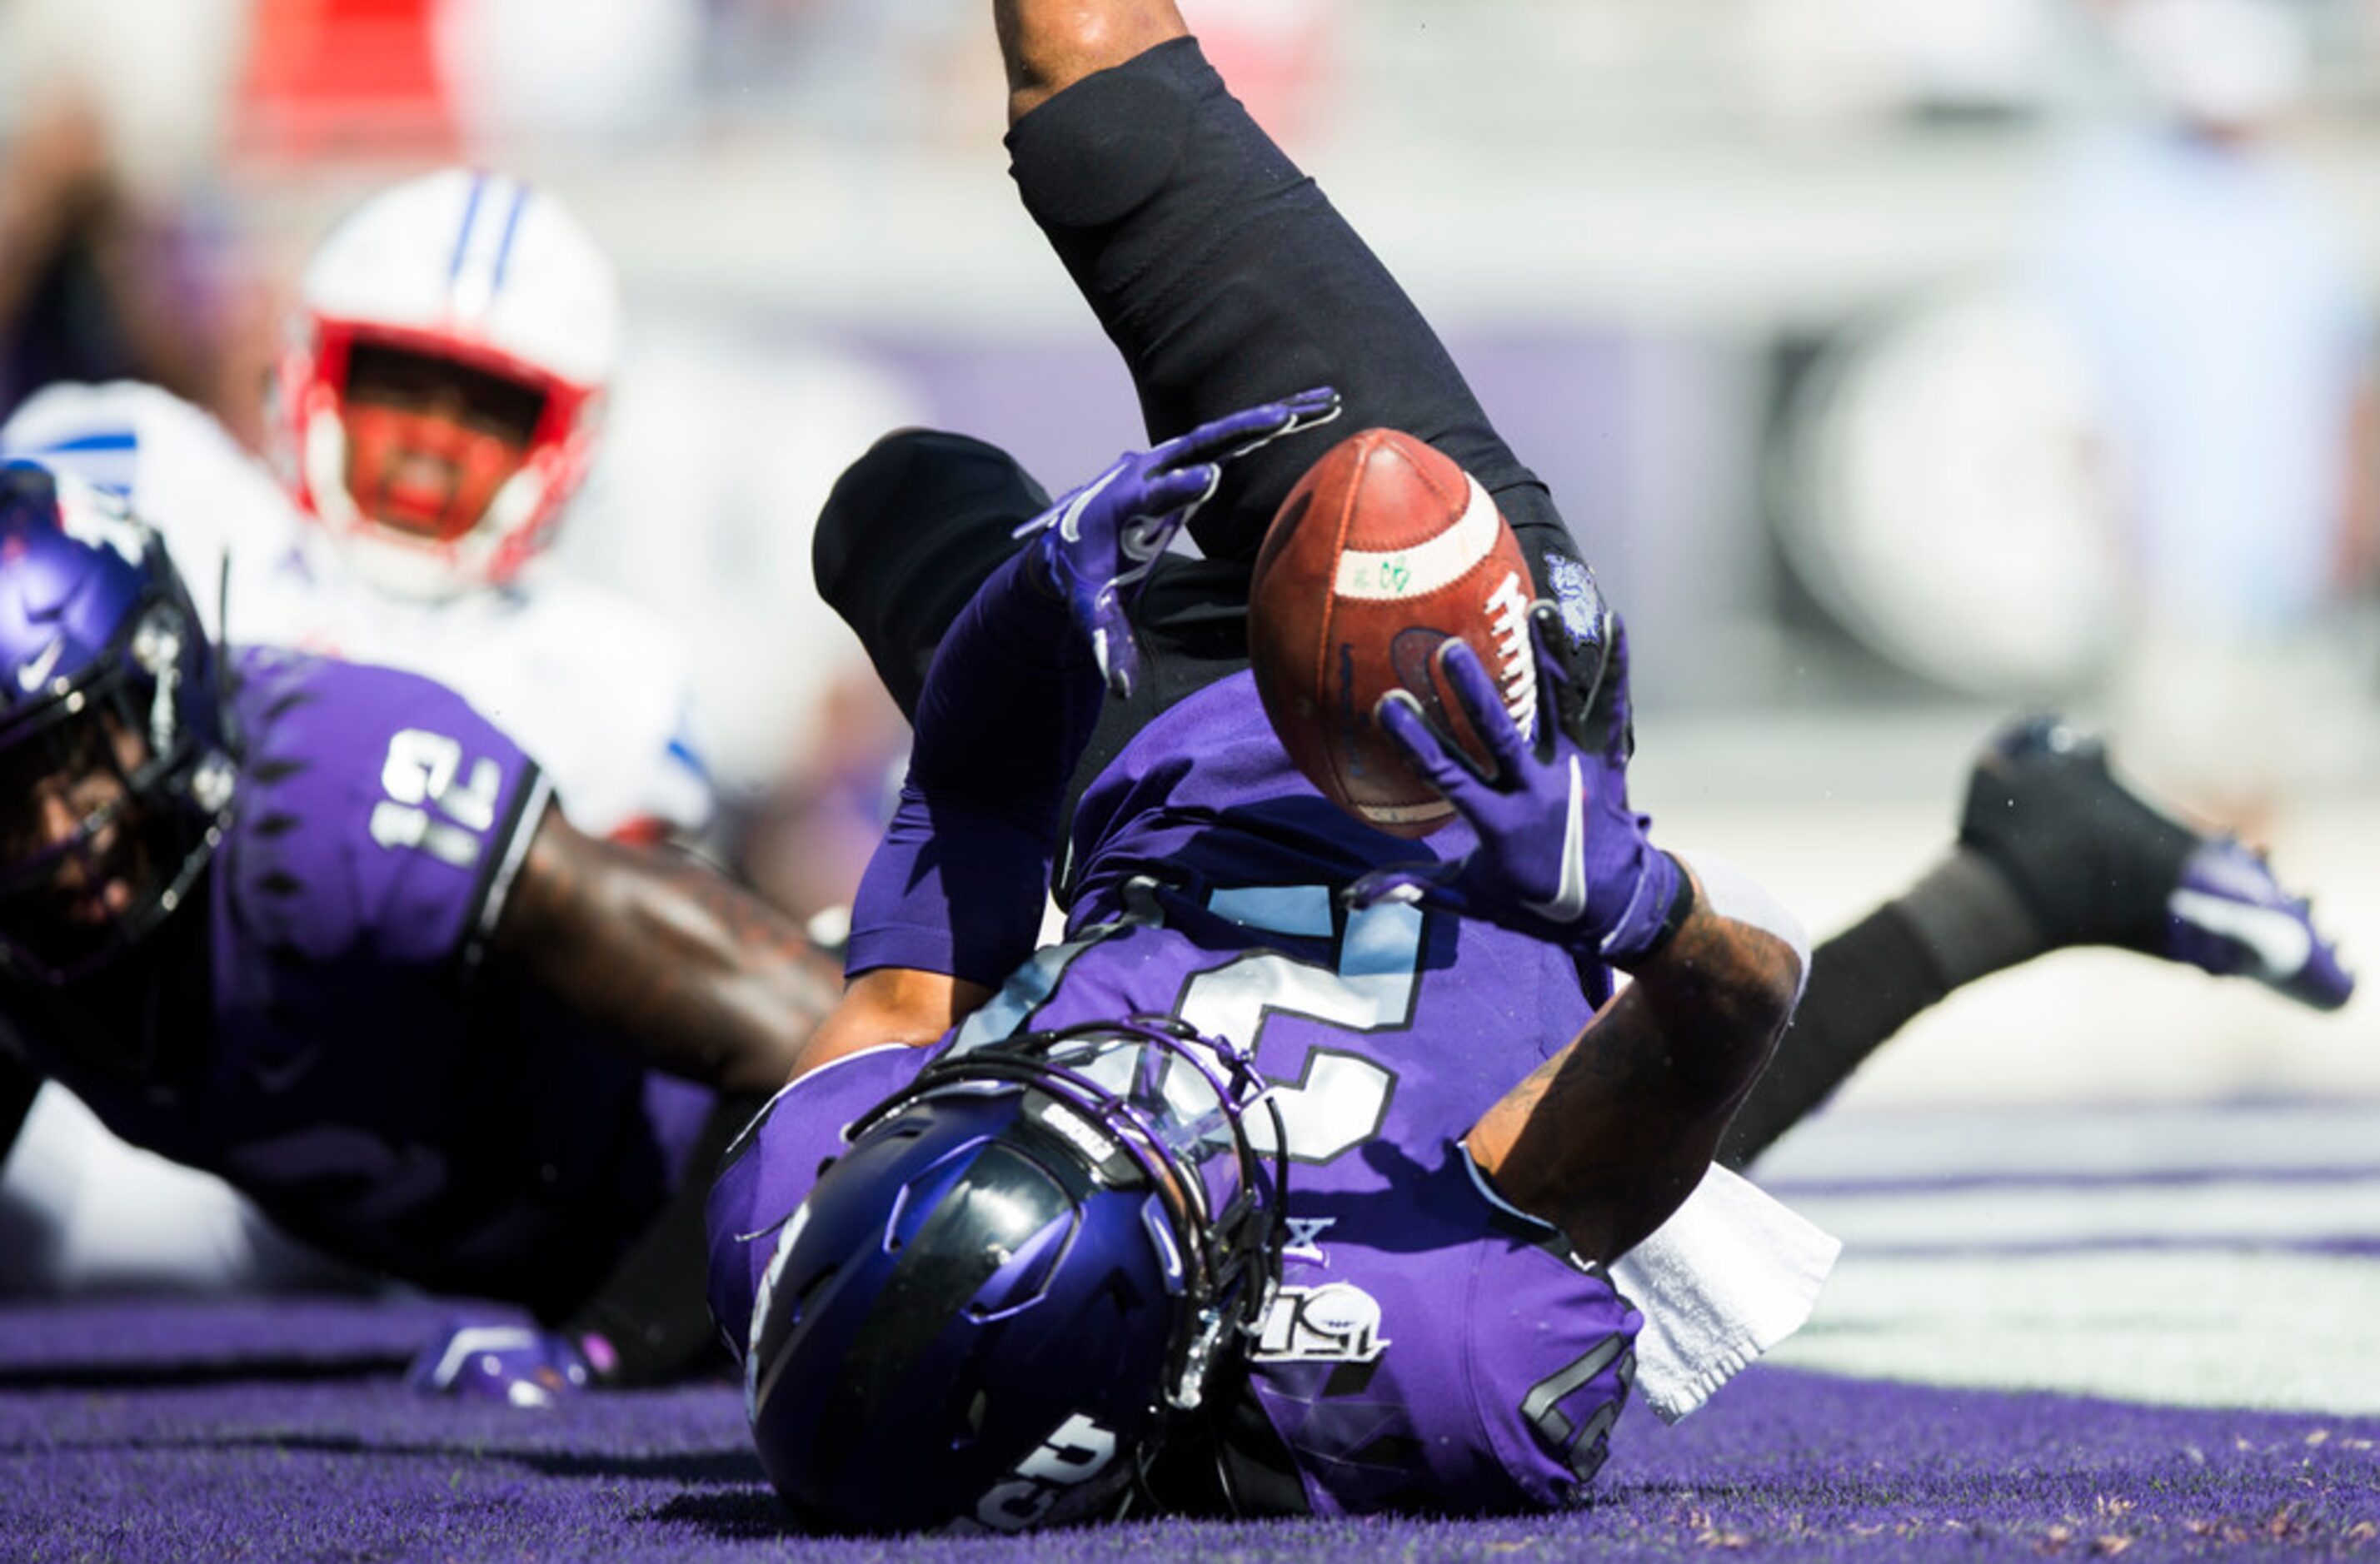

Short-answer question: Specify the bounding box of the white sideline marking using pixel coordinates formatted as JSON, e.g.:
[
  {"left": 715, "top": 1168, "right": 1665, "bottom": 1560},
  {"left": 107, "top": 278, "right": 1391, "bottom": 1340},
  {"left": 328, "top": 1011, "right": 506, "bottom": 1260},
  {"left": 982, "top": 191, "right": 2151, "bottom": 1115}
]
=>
[
  {"left": 1744, "top": 1102, "right": 2380, "bottom": 1417},
  {"left": 1786, "top": 1175, "right": 2380, "bottom": 1251},
  {"left": 1771, "top": 1251, "right": 2380, "bottom": 1415}
]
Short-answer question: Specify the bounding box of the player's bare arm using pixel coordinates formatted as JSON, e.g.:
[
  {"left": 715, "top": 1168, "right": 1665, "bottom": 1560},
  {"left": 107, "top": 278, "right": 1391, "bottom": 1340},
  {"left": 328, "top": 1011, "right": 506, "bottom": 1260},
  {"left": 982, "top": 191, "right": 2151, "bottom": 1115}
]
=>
[
  {"left": 997, "top": 0, "right": 1188, "bottom": 122},
  {"left": 493, "top": 809, "right": 842, "bottom": 1096},
  {"left": 1467, "top": 873, "right": 1804, "bottom": 1264}
]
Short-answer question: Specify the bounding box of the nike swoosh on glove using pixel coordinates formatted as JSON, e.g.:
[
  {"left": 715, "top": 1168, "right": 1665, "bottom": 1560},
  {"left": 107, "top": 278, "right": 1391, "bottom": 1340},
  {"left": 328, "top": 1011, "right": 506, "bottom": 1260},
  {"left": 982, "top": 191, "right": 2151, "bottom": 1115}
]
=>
[
  {"left": 406, "top": 1318, "right": 617, "bottom": 1408},
  {"left": 1345, "top": 602, "right": 1686, "bottom": 968},
  {"left": 1012, "top": 386, "right": 1343, "bottom": 698}
]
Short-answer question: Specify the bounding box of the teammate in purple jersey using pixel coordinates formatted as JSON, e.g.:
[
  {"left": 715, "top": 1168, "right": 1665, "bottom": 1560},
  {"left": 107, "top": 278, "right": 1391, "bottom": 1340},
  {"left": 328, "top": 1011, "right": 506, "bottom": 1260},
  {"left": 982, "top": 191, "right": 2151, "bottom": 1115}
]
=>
[{"left": 0, "top": 458, "right": 841, "bottom": 1395}]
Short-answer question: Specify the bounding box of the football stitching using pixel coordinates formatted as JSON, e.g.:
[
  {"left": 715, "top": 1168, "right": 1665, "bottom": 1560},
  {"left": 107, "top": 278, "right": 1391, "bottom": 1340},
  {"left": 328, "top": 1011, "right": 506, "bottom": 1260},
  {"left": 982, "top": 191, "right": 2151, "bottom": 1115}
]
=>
[{"left": 1315, "top": 440, "right": 1361, "bottom": 806}]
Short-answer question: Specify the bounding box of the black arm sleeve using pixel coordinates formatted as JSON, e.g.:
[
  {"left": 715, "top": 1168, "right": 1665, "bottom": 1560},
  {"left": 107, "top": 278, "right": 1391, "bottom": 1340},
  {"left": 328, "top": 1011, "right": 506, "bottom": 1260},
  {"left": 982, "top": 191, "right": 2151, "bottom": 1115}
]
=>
[{"left": 0, "top": 1050, "right": 41, "bottom": 1170}]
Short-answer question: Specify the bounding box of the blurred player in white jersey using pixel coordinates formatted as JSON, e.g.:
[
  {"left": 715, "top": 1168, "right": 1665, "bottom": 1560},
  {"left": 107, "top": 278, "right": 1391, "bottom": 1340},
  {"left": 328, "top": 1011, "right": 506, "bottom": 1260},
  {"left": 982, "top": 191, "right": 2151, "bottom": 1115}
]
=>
[
  {"left": 0, "top": 168, "right": 711, "bottom": 1296},
  {"left": 2, "top": 168, "right": 710, "bottom": 843}
]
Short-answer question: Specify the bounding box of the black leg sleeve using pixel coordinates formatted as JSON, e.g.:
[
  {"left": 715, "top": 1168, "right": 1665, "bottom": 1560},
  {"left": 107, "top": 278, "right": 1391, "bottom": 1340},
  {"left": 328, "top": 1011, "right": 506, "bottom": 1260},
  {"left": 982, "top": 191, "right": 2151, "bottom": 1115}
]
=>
[
  {"left": 812, "top": 431, "right": 1049, "bottom": 722},
  {"left": 555, "top": 1090, "right": 769, "bottom": 1386},
  {"left": 0, "top": 1055, "right": 38, "bottom": 1169},
  {"left": 1715, "top": 909, "right": 1949, "bottom": 1172},
  {"left": 1005, "top": 37, "right": 1576, "bottom": 570},
  {"left": 1717, "top": 850, "right": 2051, "bottom": 1170}
]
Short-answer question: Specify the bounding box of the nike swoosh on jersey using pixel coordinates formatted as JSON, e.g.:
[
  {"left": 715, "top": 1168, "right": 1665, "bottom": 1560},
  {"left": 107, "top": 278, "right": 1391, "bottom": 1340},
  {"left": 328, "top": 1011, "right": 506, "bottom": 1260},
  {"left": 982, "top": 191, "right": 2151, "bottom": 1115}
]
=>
[
  {"left": 1519, "top": 754, "right": 1589, "bottom": 925},
  {"left": 2168, "top": 887, "right": 2314, "bottom": 978},
  {"left": 16, "top": 637, "right": 62, "bottom": 693}
]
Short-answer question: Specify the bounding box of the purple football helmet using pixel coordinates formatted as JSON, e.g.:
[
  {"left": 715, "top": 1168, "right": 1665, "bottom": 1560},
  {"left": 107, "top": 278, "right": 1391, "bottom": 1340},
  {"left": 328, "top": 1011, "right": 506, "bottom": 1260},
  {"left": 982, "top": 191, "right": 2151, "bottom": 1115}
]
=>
[
  {"left": 743, "top": 1015, "right": 1289, "bottom": 1536},
  {"left": 0, "top": 460, "right": 237, "bottom": 984}
]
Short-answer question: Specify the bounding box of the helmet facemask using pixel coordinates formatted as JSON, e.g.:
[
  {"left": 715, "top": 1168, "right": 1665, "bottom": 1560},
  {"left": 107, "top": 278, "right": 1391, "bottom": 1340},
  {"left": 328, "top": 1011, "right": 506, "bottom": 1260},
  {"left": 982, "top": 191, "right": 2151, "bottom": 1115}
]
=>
[
  {"left": 292, "top": 322, "right": 600, "bottom": 600},
  {"left": 0, "top": 593, "right": 234, "bottom": 986},
  {"left": 750, "top": 1017, "right": 1289, "bottom": 1536},
  {"left": 274, "top": 169, "right": 620, "bottom": 601}
]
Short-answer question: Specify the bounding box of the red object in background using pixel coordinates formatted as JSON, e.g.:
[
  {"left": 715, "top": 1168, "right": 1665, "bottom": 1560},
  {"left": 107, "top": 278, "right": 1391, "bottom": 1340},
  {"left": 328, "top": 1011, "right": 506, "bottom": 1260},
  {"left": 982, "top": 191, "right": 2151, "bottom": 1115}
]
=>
[
  {"left": 1192, "top": 0, "right": 1342, "bottom": 147},
  {"left": 236, "top": 0, "right": 456, "bottom": 162}
]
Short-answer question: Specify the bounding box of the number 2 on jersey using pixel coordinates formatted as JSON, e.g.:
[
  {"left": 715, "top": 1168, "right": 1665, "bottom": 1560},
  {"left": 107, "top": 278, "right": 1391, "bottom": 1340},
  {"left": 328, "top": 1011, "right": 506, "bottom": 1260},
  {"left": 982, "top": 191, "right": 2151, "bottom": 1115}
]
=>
[{"left": 1176, "top": 889, "right": 1423, "bottom": 1165}]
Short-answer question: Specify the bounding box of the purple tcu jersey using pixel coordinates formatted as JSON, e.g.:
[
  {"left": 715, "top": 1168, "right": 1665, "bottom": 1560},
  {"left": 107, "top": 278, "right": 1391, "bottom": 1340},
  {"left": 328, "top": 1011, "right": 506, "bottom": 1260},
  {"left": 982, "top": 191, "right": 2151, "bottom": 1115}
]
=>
[
  {"left": 0, "top": 649, "right": 711, "bottom": 1312},
  {"left": 711, "top": 672, "right": 1640, "bottom": 1517}
]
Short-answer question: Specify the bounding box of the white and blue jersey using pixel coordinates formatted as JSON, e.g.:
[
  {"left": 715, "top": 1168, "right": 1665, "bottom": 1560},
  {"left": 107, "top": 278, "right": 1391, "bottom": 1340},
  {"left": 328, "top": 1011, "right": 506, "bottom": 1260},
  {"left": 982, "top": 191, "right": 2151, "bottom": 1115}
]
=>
[{"left": 0, "top": 381, "right": 711, "bottom": 839}]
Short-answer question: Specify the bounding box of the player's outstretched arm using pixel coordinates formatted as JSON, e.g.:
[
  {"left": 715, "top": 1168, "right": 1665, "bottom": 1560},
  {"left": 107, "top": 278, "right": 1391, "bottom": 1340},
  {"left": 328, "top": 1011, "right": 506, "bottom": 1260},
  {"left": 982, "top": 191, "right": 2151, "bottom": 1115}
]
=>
[
  {"left": 491, "top": 811, "right": 843, "bottom": 1096},
  {"left": 1469, "top": 863, "right": 1808, "bottom": 1263},
  {"left": 843, "top": 392, "right": 1340, "bottom": 992},
  {"left": 998, "top": 0, "right": 1189, "bottom": 123}
]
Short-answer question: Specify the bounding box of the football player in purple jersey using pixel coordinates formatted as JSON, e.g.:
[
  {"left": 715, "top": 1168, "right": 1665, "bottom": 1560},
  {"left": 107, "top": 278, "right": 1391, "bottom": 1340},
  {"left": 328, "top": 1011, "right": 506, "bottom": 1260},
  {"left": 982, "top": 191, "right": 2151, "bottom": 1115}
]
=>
[
  {"left": 709, "top": 0, "right": 2353, "bottom": 1532},
  {"left": 715, "top": 390, "right": 1812, "bottom": 1530},
  {"left": 0, "top": 459, "right": 840, "bottom": 1398}
]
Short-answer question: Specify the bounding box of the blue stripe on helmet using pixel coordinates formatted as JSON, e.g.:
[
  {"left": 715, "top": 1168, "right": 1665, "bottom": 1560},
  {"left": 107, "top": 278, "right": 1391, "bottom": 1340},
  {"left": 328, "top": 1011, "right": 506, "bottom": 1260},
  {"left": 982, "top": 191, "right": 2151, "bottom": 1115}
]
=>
[
  {"left": 22, "top": 431, "right": 138, "bottom": 454},
  {"left": 490, "top": 183, "right": 532, "bottom": 295},
  {"left": 447, "top": 172, "right": 489, "bottom": 288}
]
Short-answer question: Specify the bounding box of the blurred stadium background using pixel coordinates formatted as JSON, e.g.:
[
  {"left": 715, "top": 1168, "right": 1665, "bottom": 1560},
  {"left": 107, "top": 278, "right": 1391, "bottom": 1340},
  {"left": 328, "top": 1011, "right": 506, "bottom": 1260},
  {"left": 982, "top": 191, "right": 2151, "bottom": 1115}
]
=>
[{"left": 5, "top": 0, "right": 2378, "bottom": 1420}]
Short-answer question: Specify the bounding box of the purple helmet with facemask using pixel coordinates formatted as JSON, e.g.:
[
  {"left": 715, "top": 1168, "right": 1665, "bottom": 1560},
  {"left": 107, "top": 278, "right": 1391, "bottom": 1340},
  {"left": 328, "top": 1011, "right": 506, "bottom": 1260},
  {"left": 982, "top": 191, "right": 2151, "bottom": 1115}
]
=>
[
  {"left": 743, "top": 1015, "right": 1289, "bottom": 1536},
  {"left": 0, "top": 460, "right": 237, "bottom": 984}
]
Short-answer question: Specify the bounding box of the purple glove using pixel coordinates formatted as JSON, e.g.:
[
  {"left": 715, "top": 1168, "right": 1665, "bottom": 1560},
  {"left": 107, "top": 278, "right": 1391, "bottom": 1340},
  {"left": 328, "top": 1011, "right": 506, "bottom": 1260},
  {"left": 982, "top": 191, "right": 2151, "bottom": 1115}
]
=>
[
  {"left": 1013, "top": 386, "right": 1342, "bottom": 697},
  {"left": 406, "top": 1319, "right": 617, "bottom": 1408},
  {"left": 1345, "top": 603, "right": 1686, "bottom": 968}
]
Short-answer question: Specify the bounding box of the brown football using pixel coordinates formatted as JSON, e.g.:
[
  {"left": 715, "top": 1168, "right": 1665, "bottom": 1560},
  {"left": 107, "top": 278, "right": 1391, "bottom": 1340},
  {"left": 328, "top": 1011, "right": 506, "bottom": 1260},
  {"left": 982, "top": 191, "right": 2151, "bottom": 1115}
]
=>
[{"left": 1250, "top": 428, "right": 1538, "bottom": 839}]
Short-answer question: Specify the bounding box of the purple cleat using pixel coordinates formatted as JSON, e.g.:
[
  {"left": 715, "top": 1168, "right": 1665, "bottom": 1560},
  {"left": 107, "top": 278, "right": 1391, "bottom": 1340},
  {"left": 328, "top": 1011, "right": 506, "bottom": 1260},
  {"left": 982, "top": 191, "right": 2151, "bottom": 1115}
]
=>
[
  {"left": 2166, "top": 836, "right": 2354, "bottom": 1011},
  {"left": 1959, "top": 714, "right": 2353, "bottom": 1011},
  {"left": 406, "top": 1318, "right": 616, "bottom": 1407}
]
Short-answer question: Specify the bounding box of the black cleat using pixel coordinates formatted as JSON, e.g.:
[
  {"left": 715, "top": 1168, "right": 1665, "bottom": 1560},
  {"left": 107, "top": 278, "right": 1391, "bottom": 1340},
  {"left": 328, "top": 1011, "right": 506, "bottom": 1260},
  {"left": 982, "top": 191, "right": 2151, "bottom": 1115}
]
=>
[{"left": 1959, "top": 715, "right": 2353, "bottom": 1009}]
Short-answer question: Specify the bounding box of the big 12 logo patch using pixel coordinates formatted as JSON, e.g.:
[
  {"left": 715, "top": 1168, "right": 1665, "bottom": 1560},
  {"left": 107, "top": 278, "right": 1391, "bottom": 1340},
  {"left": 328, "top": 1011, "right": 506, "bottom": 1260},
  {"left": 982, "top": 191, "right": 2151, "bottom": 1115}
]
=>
[{"left": 1252, "top": 1282, "right": 1391, "bottom": 1364}]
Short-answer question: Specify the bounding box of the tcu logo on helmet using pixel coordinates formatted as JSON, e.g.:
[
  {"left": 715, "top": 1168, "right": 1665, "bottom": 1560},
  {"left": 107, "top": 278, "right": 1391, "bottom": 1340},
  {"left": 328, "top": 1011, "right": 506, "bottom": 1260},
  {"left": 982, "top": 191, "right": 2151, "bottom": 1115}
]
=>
[{"left": 960, "top": 1413, "right": 1120, "bottom": 1534}]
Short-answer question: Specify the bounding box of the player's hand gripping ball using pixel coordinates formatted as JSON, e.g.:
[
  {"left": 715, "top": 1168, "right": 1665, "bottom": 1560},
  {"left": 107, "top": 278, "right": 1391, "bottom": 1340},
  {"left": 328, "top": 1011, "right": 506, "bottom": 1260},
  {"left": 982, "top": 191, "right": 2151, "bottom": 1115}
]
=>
[
  {"left": 1342, "top": 606, "right": 1686, "bottom": 968},
  {"left": 1250, "top": 430, "right": 1539, "bottom": 838}
]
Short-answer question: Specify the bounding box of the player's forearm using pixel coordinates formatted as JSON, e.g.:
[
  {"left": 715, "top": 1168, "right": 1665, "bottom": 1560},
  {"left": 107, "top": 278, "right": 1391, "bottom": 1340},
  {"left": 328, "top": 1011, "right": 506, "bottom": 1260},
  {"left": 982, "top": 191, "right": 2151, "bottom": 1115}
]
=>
[
  {"left": 496, "top": 815, "right": 840, "bottom": 1096},
  {"left": 909, "top": 548, "right": 1100, "bottom": 797},
  {"left": 1469, "top": 864, "right": 1805, "bottom": 1262},
  {"left": 997, "top": 0, "right": 1189, "bottom": 122},
  {"left": 799, "top": 966, "right": 995, "bottom": 1080},
  {"left": 846, "top": 548, "right": 1102, "bottom": 984},
  {"left": 1619, "top": 891, "right": 1804, "bottom": 1108}
]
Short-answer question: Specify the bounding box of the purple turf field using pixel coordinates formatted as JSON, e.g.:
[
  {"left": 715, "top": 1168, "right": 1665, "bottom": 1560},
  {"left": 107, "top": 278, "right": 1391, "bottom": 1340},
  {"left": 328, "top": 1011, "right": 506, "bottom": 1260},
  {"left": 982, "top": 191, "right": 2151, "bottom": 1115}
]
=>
[{"left": 4, "top": 1293, "right": 2377, "bottom": 1562}]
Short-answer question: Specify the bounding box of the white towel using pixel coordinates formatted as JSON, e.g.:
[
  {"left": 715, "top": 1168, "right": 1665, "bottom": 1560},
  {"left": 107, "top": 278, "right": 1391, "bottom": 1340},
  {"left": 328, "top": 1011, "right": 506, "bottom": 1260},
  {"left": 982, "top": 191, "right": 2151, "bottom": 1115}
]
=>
[{"left": 1609, "top": 1163, "right": 1841, "bottom": 1424}]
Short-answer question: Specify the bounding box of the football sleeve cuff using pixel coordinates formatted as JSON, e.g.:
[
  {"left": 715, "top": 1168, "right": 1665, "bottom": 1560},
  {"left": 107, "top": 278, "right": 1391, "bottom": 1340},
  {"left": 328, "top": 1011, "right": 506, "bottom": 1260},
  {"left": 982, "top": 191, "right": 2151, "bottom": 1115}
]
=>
[
  {"left": 1668, "top": 848, "right": 1809, "bottom": 1003},
  {"left": 466, "top": 764, "right": 553, "bottom": 969},
  {"left": 843, "top": 780, "right": 1051, "bottom": 989}
]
